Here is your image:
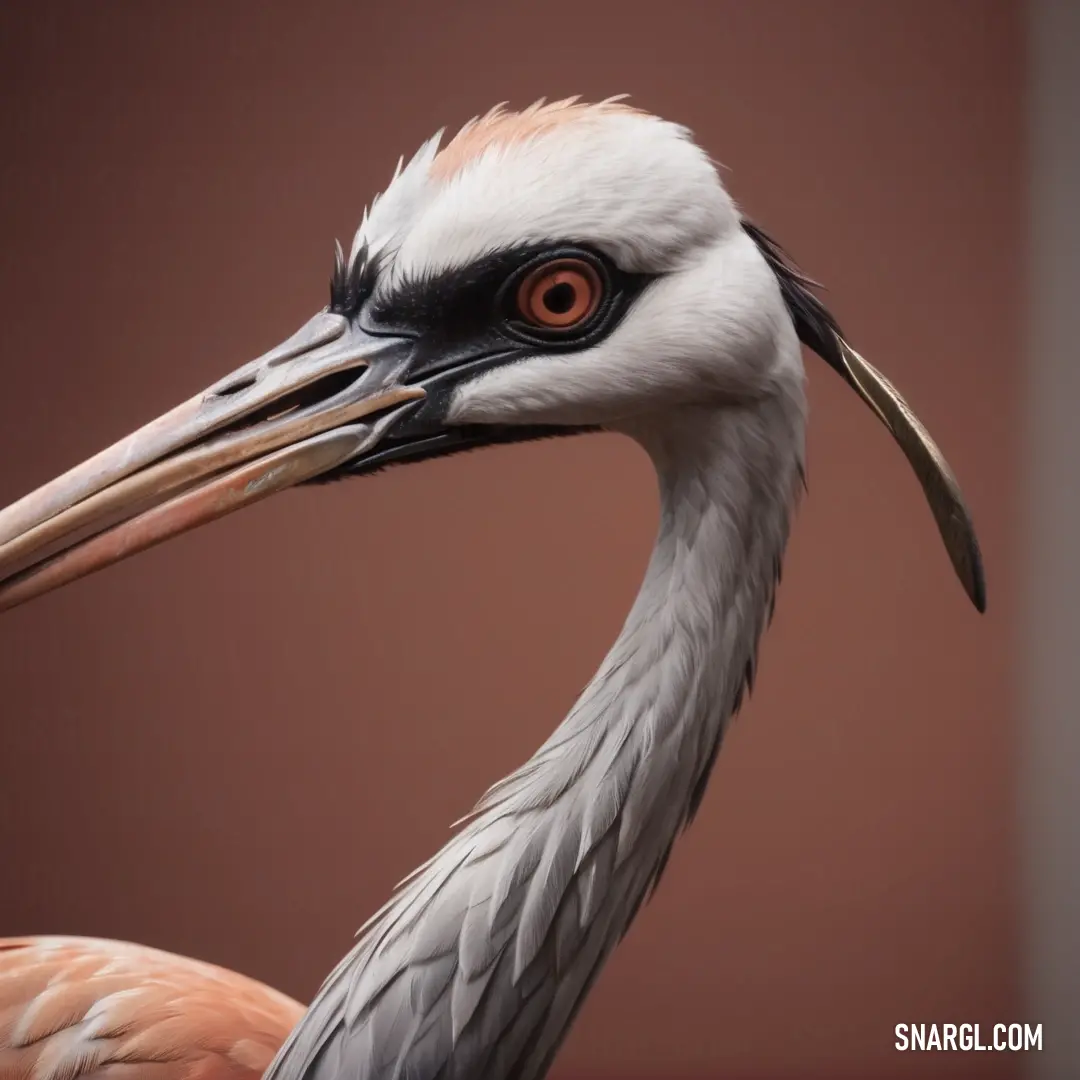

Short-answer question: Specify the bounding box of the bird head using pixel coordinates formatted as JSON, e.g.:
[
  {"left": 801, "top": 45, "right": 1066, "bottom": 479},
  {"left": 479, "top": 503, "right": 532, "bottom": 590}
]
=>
[{"left": 0, "top": 99, "right": 985, "bottom": 613}]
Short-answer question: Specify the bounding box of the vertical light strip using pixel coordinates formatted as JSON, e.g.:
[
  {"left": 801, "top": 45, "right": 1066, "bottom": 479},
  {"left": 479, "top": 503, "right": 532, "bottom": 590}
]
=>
[{"left": 1025, "top": 2, "right": 1080, "bottom": 1076}]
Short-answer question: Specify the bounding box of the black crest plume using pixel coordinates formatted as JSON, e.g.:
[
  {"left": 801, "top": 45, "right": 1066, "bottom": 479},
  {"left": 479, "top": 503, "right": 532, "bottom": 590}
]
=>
[
  {"left": 740, "top": 220, "right": 846, "bottom": 367},
  {"left": 741, "top": 219, "right": 986, "bottom": 614}
]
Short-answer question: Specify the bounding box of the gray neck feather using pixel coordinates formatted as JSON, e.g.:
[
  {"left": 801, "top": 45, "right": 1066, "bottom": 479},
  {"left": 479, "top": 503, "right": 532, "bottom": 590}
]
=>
[{"left": 271, "top": 396, "right": 805, "bottom": 1080}]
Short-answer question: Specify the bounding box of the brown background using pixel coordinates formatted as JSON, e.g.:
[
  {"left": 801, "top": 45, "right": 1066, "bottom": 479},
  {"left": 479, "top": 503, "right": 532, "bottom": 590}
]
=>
[{"left": 0, "top": 3, "right": 1022, "bottom": 1078}]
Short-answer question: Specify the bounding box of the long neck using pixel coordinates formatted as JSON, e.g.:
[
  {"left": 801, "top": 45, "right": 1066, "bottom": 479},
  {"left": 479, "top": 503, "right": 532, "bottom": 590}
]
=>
[
  {"left": 475, "top": 400, "right": 804, "bottom": 875},
  {"left": 273, "top": 398, "right": 805, "bottom": 1080}
]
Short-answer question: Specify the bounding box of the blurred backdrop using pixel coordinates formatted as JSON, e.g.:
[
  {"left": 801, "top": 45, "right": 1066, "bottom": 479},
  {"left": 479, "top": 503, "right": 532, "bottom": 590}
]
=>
[{"left": 0, "top": 2, "right": 1053, "bottom": 1078}]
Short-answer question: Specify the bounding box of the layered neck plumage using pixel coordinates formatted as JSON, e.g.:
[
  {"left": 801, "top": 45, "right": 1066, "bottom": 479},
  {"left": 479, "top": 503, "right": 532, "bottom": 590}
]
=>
[{"left": 270, "top": 393, "right": 806, "bottom": 1080}]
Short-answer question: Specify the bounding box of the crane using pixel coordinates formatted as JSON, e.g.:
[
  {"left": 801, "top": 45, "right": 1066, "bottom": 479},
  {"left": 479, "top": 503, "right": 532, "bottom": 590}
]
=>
[{"left": 0, "top": 100, "right": 985, "bottom": 1080}]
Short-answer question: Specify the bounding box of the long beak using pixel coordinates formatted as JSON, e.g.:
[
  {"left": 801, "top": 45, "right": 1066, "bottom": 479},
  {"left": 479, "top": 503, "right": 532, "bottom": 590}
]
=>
[
  {"left": 831, "top": 337, "right": 986, "bottom": 613},
  {"left": 0, "top": 311, "right": 423, "bottom": 611}
]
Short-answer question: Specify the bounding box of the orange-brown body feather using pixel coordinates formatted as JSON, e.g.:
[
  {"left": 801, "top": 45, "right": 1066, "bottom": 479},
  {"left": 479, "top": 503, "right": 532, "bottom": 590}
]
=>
[{"left": 0, "top": 938, "right": 304, "bottom": 1080}]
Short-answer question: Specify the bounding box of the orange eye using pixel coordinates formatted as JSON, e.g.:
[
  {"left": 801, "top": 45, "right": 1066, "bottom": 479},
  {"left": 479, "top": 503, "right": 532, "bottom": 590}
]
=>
[{"left": 515, "top": 259, "right": 602, "bottom": 330}]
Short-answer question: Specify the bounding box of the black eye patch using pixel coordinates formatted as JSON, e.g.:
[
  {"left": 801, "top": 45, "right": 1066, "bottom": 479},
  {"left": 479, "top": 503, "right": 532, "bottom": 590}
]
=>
[{"left": 356, "top": 244, "right": 656, "bottom": 353}]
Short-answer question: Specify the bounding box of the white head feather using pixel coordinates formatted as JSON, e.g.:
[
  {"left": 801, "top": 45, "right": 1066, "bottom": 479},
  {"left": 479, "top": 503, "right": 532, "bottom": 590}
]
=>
[
  {"left": 268, "top": 99, "right": 811, "bottom": 1080},
  {"left": 344, "top": 99, "right": 801, "bottom": 430}
]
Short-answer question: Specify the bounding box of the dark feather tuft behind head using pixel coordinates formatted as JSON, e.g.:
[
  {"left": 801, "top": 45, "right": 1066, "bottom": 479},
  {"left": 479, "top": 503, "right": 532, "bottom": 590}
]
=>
[
  {"left": 743, "top": 220, "right": 987, "bottom": 614},
  {"left": 741, "top": 220, "right": 846, "bottom": 371}
]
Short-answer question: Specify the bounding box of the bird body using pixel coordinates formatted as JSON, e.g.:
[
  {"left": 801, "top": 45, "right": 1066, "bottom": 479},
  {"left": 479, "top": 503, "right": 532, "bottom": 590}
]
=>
[
  {"left": 0, "top": 938, "right": 302, "bottom": 1080},
  {"left": 0, "top": 100, "right": 984, "bottom": 1080}
]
